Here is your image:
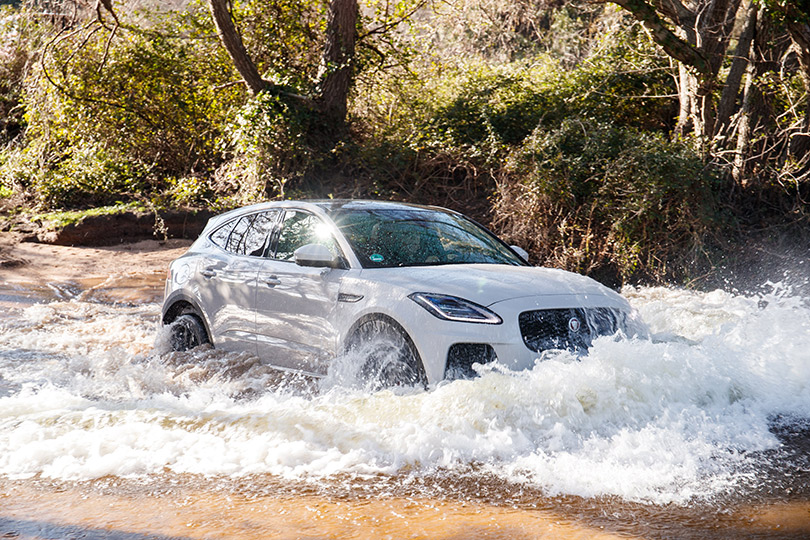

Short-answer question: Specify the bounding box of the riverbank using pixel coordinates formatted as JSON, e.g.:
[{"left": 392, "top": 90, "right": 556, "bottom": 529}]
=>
[
  {"left": 0, "top": 232, "right": 191, "bottom": 305},
  {"left": 2, "top": 207, "right": 808, "bottom": 297}
]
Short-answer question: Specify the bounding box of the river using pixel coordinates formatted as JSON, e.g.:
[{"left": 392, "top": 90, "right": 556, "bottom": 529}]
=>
[{"left": 0, "top": 254, "right": 808, "bottom": 539}]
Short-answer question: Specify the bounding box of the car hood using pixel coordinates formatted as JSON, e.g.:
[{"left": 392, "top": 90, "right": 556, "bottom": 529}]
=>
[{"left": 355, "top": 264, "right": 626, "bottom": 307}]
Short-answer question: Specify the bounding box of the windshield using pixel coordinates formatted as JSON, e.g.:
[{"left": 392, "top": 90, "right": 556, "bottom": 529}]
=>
[{"left": 330, "top": 207, "right": 527, "bottom": 268}]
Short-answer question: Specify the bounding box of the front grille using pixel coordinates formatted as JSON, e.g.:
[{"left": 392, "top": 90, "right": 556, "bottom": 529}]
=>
[{"left": 518, "top": 307, "right": 624, "bottom": 353}]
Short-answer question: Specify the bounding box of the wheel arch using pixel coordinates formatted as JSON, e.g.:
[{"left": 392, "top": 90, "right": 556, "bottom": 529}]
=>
[
  {"left": 343, "top": 312, "right": 429, "bottom": 387},
  {"left": 162, "top": 291, "right": 210, "bottom": 335}
]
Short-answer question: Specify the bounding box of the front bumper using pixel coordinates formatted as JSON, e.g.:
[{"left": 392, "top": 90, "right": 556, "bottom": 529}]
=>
[{"left": 404, "top": 293, "right": 631, "bottom": 384}]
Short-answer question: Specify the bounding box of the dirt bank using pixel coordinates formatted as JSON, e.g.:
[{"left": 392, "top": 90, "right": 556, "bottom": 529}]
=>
[{"left": 0, "top": 232, "right": 192, "bottom": 305}]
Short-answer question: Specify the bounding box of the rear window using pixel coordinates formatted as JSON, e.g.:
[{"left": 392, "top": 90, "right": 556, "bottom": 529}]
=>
[{"left": 209, "top": 210, "right": 281, "bottom": 256}]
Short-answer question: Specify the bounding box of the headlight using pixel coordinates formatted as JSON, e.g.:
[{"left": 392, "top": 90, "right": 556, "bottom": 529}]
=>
[{"left": 409, "top": 293, "right": 502, "bottom": 324}]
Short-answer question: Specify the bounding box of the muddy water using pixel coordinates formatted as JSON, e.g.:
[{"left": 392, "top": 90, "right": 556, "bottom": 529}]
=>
[{"left": 1, "top": 268, "right": 809, "bottom": 539}]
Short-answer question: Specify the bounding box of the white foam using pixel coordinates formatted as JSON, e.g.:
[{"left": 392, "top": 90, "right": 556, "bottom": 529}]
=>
[{"left": 0, "top": 286, "right": 808, "bottom": 504}]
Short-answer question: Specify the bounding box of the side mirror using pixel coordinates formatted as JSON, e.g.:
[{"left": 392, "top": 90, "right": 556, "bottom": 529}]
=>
[
  {"left": 294, "top": 243, "right": 338, "bottom": 268},
  {"left": 510, "top": 245, "right": 529, "bottom": 263}
]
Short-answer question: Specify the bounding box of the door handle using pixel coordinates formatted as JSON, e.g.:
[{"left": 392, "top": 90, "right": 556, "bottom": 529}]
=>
[
  {"left": 200, "top": 268, "right": 216, "bottom": 278},
  {"left": 264, "top": 275, "right": 281, "bottom": 287}
]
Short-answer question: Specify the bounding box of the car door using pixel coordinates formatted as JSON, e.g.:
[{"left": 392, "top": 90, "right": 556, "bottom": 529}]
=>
[
  {"left": 197, "top": 210, "right": 280, "bottom": 354},
  {"left": 255, "top": 209, "right": 345, "bottom": 375}
]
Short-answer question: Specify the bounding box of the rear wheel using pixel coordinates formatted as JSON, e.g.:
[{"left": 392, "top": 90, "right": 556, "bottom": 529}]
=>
[
  {"left": 346, "top": 317, "right": 426, "bottom": 389},
  {"left": 169, "top": 314, "right": 210, "bottom": 352}
]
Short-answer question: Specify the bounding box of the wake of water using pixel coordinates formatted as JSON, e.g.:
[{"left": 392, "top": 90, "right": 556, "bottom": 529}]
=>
[{"left": 0, "top": 284, "right": 808, "bottom": 505}]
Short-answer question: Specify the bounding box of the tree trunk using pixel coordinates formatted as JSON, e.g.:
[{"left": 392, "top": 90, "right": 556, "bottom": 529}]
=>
[
  {"left": 716, "top": 0, "right": 757, "bottom": 137},
  {"left": 733, "top": 59, "right": 756, "bottom": 186},
  {"left": 208, "top": 0, "right": 266, "bottom": 95},
  {"left": 675, "top": 63, "right": 693, "bottom": 136},
  {"left": 732, "top": 11, "right": 786, "bottom": 186},
  {"left": 317, "top": 0, "right": 358, "bottom": 126},
  {"left": 786, "top": 20, "right": 810, "bottom": 162}
]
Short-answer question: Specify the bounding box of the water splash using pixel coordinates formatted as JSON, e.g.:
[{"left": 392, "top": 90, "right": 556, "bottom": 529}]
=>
[{"left": 0, "top": 285, "right": 808, "bottom": 504}]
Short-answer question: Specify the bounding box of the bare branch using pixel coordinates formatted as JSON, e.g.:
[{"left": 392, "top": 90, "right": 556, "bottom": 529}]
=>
[
  {"left": 359, "top": 0, "right": 430, "bottom": 42},
  {"left": 40, "top": 25, "right": 159, "bottom": 129}
]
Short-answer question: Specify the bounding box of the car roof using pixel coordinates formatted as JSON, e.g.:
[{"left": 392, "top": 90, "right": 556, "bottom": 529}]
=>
[
  {"left": 201, "top": 199, "right": 457, "bottom": 236},
  {"left": 309, "top": 199, "right": 450, "bottom": 214},
  {"left": 211, "top": 199, "right": 452, "bottom": 222}
]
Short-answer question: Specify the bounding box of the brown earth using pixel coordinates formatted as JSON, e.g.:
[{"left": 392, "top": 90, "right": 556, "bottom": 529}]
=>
[
  {"left": 4, "top": 209, "right": 212, "bottom": 246},
  {"left": 0, "top": 231, "right": 192, "bottom": 305},
  {"left": 0, "top": 232, "right": 190, "bottom": 280}
]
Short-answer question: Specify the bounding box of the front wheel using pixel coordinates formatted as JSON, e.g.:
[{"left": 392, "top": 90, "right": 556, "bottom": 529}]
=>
[
  {"left": 346, "top": 317, "right": 426, "bottom": 389},
  {"left": 169, "top": 314, "right": 210, "bottom": 352}
]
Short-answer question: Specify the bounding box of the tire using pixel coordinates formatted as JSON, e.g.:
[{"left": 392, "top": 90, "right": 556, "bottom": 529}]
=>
[
  {"left": 346, "top": 317, "right": 427, "bottom": 389},
  {"left": 169, "top": 314, "right": 210, "bottom": 352}
]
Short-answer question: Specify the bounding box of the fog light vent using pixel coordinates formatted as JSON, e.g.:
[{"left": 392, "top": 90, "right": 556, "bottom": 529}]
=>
[{"left": 445, "top": 343, "right": 497, "bottom": 379}]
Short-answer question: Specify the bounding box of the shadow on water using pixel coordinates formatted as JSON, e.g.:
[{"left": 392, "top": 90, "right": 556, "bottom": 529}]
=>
[{"left": 0, "top": 517, "right": 191, "bottom": 540}]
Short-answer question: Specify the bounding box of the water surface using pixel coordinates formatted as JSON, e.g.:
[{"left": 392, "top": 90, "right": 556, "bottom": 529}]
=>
[{"left": 1, "top": 273, "right": 808, "bottom": 538}]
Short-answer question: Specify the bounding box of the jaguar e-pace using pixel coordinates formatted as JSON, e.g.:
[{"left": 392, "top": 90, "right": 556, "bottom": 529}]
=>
[{"left": 162, "top": 200, "right": 642, "bottom": 386}]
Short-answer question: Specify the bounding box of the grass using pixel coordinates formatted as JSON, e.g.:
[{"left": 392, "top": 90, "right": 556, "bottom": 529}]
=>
[{"left": 33, "top": 202, "right": 146, "bottom": 230}]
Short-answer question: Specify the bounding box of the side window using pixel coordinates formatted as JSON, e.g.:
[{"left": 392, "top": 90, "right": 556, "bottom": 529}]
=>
[
  {"left": 210, "top": 210, "right": 281, "bottom": 256},
  {"left": 240, "top": 210, "right": 280, "bottom": 257},
  {"left": 225, "top": 215, "right": 254, "bottom": 254},
  {"left": 209, "top": 219, "right": 236, "bottom": 249},
  {"left": 274, "top": 210, "right": 341, "bottom": 261}
]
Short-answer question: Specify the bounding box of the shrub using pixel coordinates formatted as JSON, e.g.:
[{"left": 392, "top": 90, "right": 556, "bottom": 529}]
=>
[
  {"left": 494, "top": 118, "right": 719, "bottom": 283},
  {"left": 0, "top": 5, "right": 30, "bottom": 147},
  {"left": 400, "top": 23, "right": 674, "bottom": 165},
  {"left": 4, "top": 1, "right": 243, "bottom": 209}
]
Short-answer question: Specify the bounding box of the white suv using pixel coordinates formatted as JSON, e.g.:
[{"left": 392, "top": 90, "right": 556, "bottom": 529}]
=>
[{"left": 162, "top": 200, "right": 642, "bottom": 387}]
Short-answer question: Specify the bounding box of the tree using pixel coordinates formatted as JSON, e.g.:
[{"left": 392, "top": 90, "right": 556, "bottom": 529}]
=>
[
  {"left": 609, "top": 0, "right": 741, "bottom": 143},
  {"left": 207, "top": 0, "right": 358, "bottom": 131},
  {"left": 610, "top": 0, "right": 810, "bottom": 186}
]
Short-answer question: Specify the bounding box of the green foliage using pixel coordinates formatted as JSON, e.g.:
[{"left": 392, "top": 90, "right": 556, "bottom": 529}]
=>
[
  {"left": 8, "top": 141, "right": 150, "bottom": 209},
  {"left": 426, "top": 64, "right": 549, "bottom": 149},
  {"left": 237, "top": 0, "right": 328, "bottom": 93},
  {"left": 35, "top": 10, "right": 239, "bottom": 171},
  {"left": 212, "top": 91, "right": 323, "bottom": 205},
  {"left": 165, "top": 175, "right": 213, "bottom": 207},
  {"left": 0, "top": 4, "right": 39, "bottom": 147},
  {"left": 1, "top": 0, "right": 345, "bottom": 210},
  {"left": 496, "top": 118, "right": 718, "bottom": 281},
  {"left": 551, "top": 22, "right": 677, "bottom": 131},
  {"left": 407, "top": 19, "right": 675, "bottom": 161},
  {"left": 4, "top": 0, "right": 243, "bottom": 209},
  {"left": 33, "top": 202, "right": 145, "bottom": 230}
]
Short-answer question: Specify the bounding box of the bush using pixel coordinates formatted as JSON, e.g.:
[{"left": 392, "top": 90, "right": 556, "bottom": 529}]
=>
[
  {"left": 2, "top": 141, "right": 150, "bottom": 209},
  {"left": 218, "top": 91, "right": 324, "bottom": 203},
  {"left": 2, "top": 1, "right": 243, "bottom": 210},
  {"left": 401, "top": 23, "right": 674, "bottom": 165},
  {"left": 0, "top": 6, "right": 30, "bottom": 147},
  {"left": 494, "top": 118, "right": 719, "bottom": 283}
]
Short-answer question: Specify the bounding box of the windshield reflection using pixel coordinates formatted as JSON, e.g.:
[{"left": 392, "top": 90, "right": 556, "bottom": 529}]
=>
[{"left": 331, "top": 208, "right": 526, "bottom": 268}]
